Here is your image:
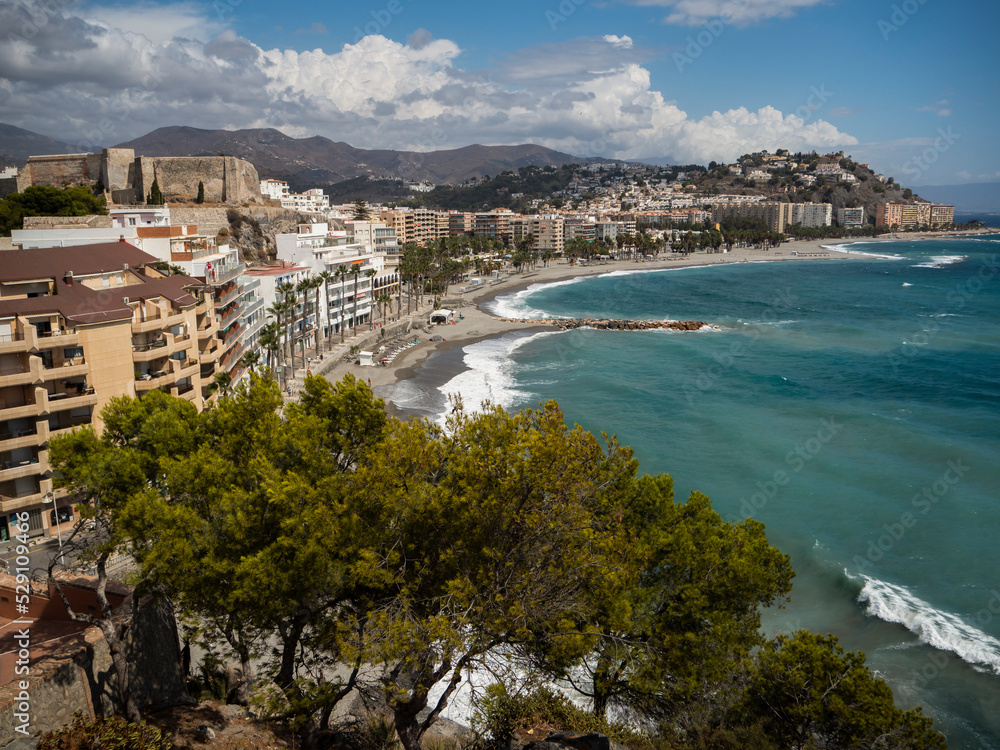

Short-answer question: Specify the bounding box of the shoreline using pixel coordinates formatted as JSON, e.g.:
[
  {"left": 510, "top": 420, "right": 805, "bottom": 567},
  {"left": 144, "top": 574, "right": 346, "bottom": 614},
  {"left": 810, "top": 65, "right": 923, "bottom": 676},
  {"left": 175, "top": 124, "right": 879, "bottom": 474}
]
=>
[{"left": 321, "top": 231, "right": 995, "bottom": 417}]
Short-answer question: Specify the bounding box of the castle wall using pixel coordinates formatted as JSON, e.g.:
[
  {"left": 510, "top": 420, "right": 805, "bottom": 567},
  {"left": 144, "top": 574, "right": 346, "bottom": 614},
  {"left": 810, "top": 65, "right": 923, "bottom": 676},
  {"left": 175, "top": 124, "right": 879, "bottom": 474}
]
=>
[{"left": 135, "top": 156, "right": 262, "bottom": 205}]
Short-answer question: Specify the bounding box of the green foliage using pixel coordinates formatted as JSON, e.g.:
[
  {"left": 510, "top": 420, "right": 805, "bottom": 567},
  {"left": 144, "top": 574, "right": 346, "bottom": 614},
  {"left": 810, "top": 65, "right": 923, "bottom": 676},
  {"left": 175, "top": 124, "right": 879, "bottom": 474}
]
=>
[
  {"left": 352, "top": 197, "right": 372, "bottom": 221},
  {"left": 147, "top": 179, "right": 163, "bottom": 205},
  {"left": 36, "top": 712, "right": 171, "bottom": 750},
  {"left": 356, "top": 714, "right": 401, "bottom": 750},
  {"left": 473, "top": 685, "right": 646, "bottom": 748},
  {"left": 47, "top": 376, "right": 946, "bottom": 750},
  {"left": 196, "top": 180, "right": 205, "bottom": 204},
  {"left": 743, "top": 631, "right": 947, "bottom": 750},
  {"left": 0, "top": 185, "right": 107, "bottom": 235}
]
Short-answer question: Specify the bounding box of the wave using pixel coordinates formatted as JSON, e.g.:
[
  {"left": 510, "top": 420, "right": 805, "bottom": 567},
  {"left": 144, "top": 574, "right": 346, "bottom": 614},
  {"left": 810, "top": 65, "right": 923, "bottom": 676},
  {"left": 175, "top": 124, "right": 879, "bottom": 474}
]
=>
[
  {"left": 912, "top": 255, "right": 968, "bottom": 269},
  {"left": 824, "top": 244, "right": 905, "bottom": 260},
  {"left": 853, "top": 573, "right": 1000, "bottom": 674},
  {"left": 434, "top": 330, "right": 563, "bottom": 423},
  {"left": 902, "top": 282, "right": 914, "bottom": 287}
]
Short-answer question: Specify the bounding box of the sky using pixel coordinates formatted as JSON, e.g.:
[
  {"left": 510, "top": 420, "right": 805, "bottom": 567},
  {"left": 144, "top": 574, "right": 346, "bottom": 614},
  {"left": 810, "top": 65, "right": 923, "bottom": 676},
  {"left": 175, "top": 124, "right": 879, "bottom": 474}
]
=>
[{"left": 0, "top": 0, "right": 997, "bottom": 186}]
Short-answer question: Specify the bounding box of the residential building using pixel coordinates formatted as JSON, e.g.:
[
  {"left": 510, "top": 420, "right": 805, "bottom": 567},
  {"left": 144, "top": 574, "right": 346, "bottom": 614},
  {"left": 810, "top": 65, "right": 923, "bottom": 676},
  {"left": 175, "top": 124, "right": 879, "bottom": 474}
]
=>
[
  {"left": 260, "top": 179, "right": 290, "bottom": 201},
  {"left": 0, "top": 244, "right": 222, "bottom": 541},
  {"left": 281, "top": 188, "right": 330, "bottom": 214},
  {"left": 790, "top": 203, "right": 833, "bottom": 228},
  {"left": 11, "top": 208, "right": 262, "bottom": 383},
  {"left": 876, "top": 202, "right": 954, "bottom": 229},
  {"left": 712, "top": 202, "right": 793, "bottom": 233},
  {"left": 837, "top": 207, "right": 865, "bottom": 228},
  {"left": 474, "top": 209, "right": 517, "bottom": 244}
]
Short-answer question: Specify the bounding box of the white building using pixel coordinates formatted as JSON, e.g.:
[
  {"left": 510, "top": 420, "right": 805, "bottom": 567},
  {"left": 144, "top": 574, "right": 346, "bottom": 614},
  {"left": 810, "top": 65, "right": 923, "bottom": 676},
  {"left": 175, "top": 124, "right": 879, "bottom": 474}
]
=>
[
  {"left": 281, "top": 188, "right": 330, "bottom": 214},
  {"left": 260, "top": 179, "right": 290, "bottom": 201},
  {"left": 790, "top": 203, "right": 833, "bottom": 228}
]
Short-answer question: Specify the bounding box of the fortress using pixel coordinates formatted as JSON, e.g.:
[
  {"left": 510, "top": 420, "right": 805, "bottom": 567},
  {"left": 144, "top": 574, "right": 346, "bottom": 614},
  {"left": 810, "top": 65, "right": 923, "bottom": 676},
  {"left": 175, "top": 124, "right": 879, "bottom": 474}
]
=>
[{"left": 11, "top": 148, "right": 263, "bottom": 205}]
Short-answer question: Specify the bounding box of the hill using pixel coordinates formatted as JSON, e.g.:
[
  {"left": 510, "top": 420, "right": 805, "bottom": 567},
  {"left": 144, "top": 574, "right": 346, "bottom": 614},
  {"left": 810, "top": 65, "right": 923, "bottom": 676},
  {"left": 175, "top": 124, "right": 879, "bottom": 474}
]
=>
[
  {"left": 0, "top": 123, "right": 78, "bottom": 164},
  {"left": 113, "top": 126, "right": 609, "bottom": 189}
]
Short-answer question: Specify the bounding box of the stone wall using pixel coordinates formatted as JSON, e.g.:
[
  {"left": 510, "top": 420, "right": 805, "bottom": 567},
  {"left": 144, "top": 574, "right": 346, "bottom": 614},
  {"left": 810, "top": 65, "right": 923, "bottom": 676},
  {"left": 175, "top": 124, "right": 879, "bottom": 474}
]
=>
[
  {"left": 0, "top": 587, "right": 184, "bottom": 746},
  {"left": 134, "top": 156, "right": 263, "bottom": 205},
  {"left": 168, "top": 207, "right": 230, "bottom": 237},
  {"left": 15, "top": 154, "right": 99, "bottom": 191}
]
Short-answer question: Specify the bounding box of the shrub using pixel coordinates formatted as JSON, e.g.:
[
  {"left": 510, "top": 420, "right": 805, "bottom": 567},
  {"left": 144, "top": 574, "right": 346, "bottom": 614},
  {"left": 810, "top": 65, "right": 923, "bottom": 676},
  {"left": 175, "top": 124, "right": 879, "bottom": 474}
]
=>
[{"left": 37, "top": 712, "right": 171, "bottom": 750}]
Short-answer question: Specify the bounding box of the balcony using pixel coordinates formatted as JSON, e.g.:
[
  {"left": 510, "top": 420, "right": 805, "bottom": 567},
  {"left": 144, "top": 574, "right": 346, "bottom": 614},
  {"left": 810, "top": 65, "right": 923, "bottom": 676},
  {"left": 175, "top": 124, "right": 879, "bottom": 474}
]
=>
[
  {"left": 0, "top": 331, "right": 27, "bottom": 355},
  {"left": 46, "top": 387, "right": 98, "bottom": 414},
  {"left": 241, "top": 296, "right": 264, "bottom": 320},
  {"left": 219, "top": 305, "right": 241, "bottom": 330},
  {"left": 0, "top": 388, "right": 45, "bottom": 421},
  {"left": 131, "top": 309, "right": 187, "bottom": 334},
  {"left": 207, "top": 262, "right": 246, "bottom": 286},
  {"left": 240, "top": 277, "right": 261, "bottom": 294},
  {"left": 0, "top": 356, "right": 42, "bottom": 389},
  {"left": 33, "top": 328, "right": 79, "bottom": 350},
  {"left": 0, "top": 456, "right": 41, "bottom": 482},
  {"left": 40, "top": 357, "right": 88, "bottom": 382},
  {"left": 0, "top": 425, "right": 43, "bottom": 453},
  {"left": 199, "top": 342, "right": 223, "bottom": 364},
  {"left": 48, "top": 415, "right": 91, "bottom": 437},
  {"left": 214, "top": 284, "right": 241, "bottom": 308}
]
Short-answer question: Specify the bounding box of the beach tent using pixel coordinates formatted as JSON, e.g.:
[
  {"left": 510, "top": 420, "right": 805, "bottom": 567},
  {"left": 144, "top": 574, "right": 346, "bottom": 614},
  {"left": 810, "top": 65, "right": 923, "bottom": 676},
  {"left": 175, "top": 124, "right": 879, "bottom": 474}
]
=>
[
  {"left": 429, "top": 309, "right": 455, "bottom": 325},
  {"left": 359, "top": 351, "right": 374, "bottom": 367}
]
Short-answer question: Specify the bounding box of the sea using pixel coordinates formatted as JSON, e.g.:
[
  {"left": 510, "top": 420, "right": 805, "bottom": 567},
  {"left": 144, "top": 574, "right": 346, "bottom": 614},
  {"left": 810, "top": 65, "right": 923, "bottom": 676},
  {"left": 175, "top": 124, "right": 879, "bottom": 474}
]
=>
[{"left": 383, "top": 237, "right": 1000, "bottom": 749}]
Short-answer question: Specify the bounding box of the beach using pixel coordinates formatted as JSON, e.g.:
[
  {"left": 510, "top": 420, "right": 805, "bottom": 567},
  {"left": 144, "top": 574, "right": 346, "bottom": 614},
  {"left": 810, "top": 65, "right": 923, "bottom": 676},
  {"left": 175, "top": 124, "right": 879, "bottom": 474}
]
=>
[{"left": 317, "top": 236, "right": 895, "bottom": 407}]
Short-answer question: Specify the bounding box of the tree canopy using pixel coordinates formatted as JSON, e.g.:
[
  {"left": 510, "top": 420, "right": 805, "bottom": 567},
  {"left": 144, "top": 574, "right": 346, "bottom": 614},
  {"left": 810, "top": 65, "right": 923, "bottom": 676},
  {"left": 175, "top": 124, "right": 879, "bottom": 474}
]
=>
[
  {"left": 0, "top": 185, "right": 107, "bottom": 235},
  {"left": 47, "top": 375, "right": 947, "bottom": 750}
]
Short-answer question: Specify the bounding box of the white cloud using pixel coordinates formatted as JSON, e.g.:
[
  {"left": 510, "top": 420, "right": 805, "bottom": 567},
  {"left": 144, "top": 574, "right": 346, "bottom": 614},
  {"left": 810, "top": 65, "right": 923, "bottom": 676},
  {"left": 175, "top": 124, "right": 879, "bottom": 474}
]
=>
[
  {"left": 0, "top": 0, "right": 858, "bottom": 166},
  {"left": 628, "top": 0, "right": 828, "bottom": 26},
  {"left": 918, "top": 99, "right": 952, "bottom": 117},
  {"left": 79, "top": 1, "right": 227, "bottom": 44}
]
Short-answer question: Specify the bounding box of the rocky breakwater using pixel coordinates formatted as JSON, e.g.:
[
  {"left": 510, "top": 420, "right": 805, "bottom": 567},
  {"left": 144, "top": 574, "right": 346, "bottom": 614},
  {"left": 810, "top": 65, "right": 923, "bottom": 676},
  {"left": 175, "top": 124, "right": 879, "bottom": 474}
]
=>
[{"left": 500, "top": 317, "right": 712, "bottom": 331}]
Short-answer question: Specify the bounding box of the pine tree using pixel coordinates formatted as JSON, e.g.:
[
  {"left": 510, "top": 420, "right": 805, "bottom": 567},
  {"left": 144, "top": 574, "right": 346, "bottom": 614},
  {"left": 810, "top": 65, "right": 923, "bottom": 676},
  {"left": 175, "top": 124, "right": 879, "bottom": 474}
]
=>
[{"left": 196, "top": 180, "right": 205, "bottom": 204}]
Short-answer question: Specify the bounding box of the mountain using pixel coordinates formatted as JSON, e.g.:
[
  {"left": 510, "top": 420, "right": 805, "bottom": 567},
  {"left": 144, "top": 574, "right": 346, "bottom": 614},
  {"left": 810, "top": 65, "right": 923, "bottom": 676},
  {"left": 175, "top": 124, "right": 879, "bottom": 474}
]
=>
[
  {"left": 0, "top": 123, "right": 78, "bottom": 162},
  {"left": 114, "top": 126, "right": 610, "bottom": 188},
  {"left": 914, "top": 182, "right": 1000, "bottom": 213}
]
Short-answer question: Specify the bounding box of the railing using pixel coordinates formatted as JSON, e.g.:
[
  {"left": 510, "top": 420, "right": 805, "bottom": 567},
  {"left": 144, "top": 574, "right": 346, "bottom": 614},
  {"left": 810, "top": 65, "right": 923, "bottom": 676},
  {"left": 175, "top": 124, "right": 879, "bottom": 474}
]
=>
[
  {"left": 0, "top": 428, "right": 37, "bottom": 442},
  {"left": 0, "top": 333, "right": 25, "bottom": 344},
  {"left": 1, "top": 457, "right": 39, "bottom": 470},
  {"left": 207, "top": 262, "right": 246, "bottom": 285},
  {"left": 133, "top": 339, "right": 168, "bottom": 352},
  {"left": 36, "top": 328, "right": 76, "bottom": 339}
]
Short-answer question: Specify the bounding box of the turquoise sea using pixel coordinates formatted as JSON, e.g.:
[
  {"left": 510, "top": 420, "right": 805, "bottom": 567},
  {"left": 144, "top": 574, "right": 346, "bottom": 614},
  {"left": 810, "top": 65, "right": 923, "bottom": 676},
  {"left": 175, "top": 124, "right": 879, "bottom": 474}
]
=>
[{"left": 386, "top": 238, "right": 1000, "bottom": 748}]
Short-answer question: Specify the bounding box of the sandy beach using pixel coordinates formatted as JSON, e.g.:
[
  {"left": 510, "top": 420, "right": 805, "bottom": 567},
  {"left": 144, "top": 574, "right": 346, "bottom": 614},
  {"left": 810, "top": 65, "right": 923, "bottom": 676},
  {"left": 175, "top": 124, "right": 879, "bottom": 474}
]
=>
[{"left": 313, "top": 230, "right": 997, "bottom": 415}]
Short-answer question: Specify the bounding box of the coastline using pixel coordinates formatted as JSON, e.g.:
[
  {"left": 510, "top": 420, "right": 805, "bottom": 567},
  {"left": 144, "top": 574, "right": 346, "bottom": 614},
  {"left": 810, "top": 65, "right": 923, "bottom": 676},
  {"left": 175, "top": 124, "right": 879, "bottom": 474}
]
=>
[{"left": 320, "top": 231, "right": 994, "bottom": 417}]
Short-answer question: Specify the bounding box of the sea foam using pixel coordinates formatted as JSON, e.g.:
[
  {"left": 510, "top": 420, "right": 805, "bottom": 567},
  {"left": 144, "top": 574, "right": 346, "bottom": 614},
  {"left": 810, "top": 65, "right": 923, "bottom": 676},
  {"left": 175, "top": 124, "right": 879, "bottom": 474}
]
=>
[
  {"left": 913, "top": 255, "right": 967, "bottom": 268},
  {"left": 854, "top": 574, "right": 1000, "bottom": 674},
  {"left": 434, "top": 330, "right": 563, "bottom": 423}
]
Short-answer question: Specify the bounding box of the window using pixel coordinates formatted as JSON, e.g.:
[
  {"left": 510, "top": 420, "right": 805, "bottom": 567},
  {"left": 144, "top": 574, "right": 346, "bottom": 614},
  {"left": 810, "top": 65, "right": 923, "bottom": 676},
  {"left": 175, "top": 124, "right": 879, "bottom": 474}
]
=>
[
  {"left": 63, "top": 347, "right": 83, "bottom": 359},
  {"left": 50, "top": 505, "right": 73, "bottom": 526},
  {"left": 129, "top": 218, "right": 137, "bottom": 226}
]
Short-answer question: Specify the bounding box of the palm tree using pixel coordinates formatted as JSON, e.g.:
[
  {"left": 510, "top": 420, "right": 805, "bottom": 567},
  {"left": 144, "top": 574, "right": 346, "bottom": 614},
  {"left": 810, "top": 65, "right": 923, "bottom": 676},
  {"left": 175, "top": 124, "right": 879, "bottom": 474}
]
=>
[
  {"left": 238, "top": 350, "right": 260, "bottom": 374},
  {"left": 364, "top": 268, "right": 377, "bottom": 328},
  {"left": 318, "top": 270, "right": 334, "bottom": 351},
  {"left": 266, "top": 300, "right": 291, "bottom": 383},
  {"left": 335, "top": 264, "right": 348, "bottom": 343},
  {"left": 207, "top": 371, "right": 232, "bottom": 399},
  {"left": 275, "top": 281, "right": 296, "bottom": 367},
  {"left": 378, "top": 293, "right": 391, "bottom": 322},
  {"left": 259, "top": 322, "right": 281, "bottom": 385},
  {"left": 295, "top": 276, "right": 315, "bottom": 370},
  {"left": 351, "top": 265, "right": 362, "bottom": 335}
]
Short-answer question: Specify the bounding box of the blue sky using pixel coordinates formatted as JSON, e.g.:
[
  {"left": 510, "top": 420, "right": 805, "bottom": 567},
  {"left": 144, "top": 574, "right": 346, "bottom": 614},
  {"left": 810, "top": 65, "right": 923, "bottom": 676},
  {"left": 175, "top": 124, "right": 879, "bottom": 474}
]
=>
[{"left": 1, "top": 0, "right": 997, "bottom": 185}]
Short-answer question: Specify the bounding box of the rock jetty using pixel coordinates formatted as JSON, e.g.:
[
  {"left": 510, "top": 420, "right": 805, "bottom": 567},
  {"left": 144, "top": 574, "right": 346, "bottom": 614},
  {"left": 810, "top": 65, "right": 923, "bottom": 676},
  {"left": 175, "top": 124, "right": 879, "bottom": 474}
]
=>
[{"left": 499, "top": 317, "right": 711, "bottom": 331}]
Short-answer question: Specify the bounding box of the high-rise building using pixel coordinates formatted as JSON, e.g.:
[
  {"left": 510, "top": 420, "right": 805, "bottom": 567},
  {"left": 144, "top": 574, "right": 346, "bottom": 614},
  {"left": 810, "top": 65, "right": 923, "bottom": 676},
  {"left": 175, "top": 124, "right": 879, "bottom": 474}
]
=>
[
  {"left": 837, "top": 207, "right": 865, "bottom": 228},
  {"left": 876, "top": 202, "right": 954, "bottom": 229}
]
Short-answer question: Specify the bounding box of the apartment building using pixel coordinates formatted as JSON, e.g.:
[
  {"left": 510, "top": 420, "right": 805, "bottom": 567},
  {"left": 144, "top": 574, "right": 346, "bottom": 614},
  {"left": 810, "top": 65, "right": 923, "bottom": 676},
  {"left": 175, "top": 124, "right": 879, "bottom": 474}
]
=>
[
  {"left": 876, "top": 202, "right": 955, "bottom": 229},
  {"left": 837, "top": 207, "right": 865, "bottom": 228},
  {"left": 474, "top": 209, "right": 517, "bottom": 244},
  {"left": 11, "top": 208, "right": 263, "bottom": 383},
  {"left": 712, "top": 202, "right": 793, "bottom": 233},
  {"left": 281, "top": 188, "right": 330, "bottom": 214},
  {"left": 789, "top": 203, "right": 833, "bottom": 228},
  {"left": 379, "top": 208, "right": 449, "bottom": 246},
  {"left": 260, "top": 179, "right": 290, "bottom": 201},
  {"left": 0, "top": 244, "right": 222, "bottom": 542},
  {"left": 511, "top": 215, "right": 565, "bottom": 254},
  {"left": 448, "top": 211, "right": 474, "bottom": 236}
]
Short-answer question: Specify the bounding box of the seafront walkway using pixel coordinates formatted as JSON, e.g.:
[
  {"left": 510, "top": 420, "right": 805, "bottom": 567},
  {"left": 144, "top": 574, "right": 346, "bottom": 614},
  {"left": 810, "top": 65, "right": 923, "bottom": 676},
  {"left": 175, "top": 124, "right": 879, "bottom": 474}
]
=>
[{"left": 281, "top": 302, "right": 436, "bottom": 402}]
